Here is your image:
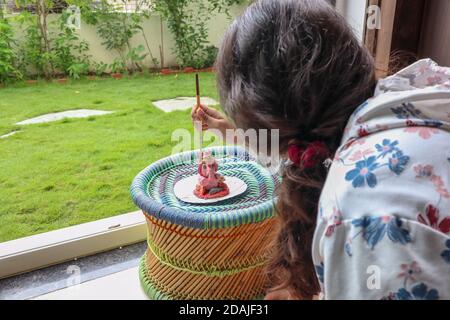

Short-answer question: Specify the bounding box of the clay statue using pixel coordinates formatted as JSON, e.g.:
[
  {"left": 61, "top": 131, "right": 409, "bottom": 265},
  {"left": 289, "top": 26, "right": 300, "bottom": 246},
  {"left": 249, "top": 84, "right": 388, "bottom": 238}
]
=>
[{"left": 194, "top": 152, "right": 230, "bottom": 199}]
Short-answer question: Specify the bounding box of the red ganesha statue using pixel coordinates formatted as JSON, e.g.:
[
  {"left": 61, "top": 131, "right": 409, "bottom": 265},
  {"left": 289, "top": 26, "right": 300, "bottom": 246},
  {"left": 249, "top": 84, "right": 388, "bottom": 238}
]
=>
[{"left": 194, "top": 152, "right": 230, "bottom": 199}]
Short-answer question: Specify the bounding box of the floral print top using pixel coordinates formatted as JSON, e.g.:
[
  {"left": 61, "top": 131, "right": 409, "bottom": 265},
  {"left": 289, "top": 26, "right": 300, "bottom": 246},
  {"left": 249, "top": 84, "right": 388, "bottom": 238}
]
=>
[{"left": 312, "top": 59, "right": 450, "bottom": 300}]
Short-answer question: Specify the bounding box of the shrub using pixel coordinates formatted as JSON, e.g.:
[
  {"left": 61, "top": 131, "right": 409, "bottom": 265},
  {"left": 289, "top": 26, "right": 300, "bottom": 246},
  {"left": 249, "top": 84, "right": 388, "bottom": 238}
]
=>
[
  {"left": 53, "top": 11, "right": 91, "bottom": 78},
  {"left": 152, "top": 0, "right": 245, "bottom": 69},
  {"left": 0, "top": 17, "right": 22, "bottom": 84},
  {"left": 13, "top": 1, "right": 92, "bottom": 79}
]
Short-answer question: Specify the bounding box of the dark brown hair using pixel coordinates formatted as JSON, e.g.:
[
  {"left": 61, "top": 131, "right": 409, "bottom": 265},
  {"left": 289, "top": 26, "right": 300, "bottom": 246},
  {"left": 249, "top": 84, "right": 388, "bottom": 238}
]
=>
[{"left": 216, "top": 0, "right": 376, "bottom": 299}]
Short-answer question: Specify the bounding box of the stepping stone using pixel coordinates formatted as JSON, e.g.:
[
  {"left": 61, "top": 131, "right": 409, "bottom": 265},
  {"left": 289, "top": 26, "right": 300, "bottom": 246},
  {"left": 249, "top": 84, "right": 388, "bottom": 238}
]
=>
[
  {"left": 16, "top": 109, "right": 114, "bottom": 125},
  {"left": 0, "top": 131, "right": 19, "bottom": 139},
  {"left": 152, "top": 97, "right": 219, "bottom": 113}
]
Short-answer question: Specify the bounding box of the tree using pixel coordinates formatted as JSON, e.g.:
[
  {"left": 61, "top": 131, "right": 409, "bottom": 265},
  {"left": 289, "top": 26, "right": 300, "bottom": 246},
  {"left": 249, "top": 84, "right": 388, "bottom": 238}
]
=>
[
  {"left": 0, "top": 0, "right": 22, "bottom": 83},
  {"left": 152, "top": 0, "right": 246, "bottom": 68}
]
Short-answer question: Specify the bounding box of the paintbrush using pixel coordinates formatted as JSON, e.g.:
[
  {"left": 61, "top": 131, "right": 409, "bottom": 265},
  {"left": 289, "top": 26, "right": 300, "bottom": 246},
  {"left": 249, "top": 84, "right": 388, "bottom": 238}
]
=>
[{"left": 195, "top": 74, "right": 203, "bottom": 160}]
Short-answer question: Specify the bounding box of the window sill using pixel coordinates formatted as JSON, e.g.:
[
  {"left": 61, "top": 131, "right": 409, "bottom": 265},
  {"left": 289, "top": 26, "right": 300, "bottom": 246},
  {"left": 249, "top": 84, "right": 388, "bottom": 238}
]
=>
[{"left": 0, "top": 211, "right": 146, "bottom": 279}]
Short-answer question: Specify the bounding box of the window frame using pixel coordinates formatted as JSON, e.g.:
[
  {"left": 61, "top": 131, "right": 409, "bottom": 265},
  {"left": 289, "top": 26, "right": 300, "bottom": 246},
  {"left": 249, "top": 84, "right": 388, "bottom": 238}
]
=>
[{"left": 0, "top": 211, "right": 146, "bottom": 279}]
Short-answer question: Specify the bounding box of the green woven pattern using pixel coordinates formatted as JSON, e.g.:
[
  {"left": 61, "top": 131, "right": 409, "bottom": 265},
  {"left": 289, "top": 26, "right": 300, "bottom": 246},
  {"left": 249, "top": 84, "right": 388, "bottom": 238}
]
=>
[
  {"left": 139, "top": 256, "right": 171, "bottom": 300},
  {"left": 131, "top": 146, "right": 280, "bottom": 229},
  {"left": 139, "top": 256, "right": 265, "bottom": 300},
  {"left": 147, "top": 238, "right": 268, "bottom": 276}
]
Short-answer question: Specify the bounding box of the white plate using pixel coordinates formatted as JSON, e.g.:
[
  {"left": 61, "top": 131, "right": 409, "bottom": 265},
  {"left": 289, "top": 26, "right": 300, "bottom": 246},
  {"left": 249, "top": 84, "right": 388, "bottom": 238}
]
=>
[{"left": 173, "top": 175, "right": 247, "bottom": 204}]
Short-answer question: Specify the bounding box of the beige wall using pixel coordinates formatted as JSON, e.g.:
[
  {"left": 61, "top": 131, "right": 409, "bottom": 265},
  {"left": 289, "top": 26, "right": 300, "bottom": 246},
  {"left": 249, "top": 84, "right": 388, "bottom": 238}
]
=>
[{"left": 59, "top": 5, "right": 244, "bottom": 69}]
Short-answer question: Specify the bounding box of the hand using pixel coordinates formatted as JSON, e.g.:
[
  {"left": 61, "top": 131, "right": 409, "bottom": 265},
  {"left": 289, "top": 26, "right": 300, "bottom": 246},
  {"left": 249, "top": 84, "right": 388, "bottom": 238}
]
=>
[{"left": 191, "top": 104, "right": 235, "bottom": 137}]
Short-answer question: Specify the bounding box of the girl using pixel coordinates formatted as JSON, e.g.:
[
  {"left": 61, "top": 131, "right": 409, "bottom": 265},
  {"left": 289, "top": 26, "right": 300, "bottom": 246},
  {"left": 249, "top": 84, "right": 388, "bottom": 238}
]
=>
[{"left": 193, "top": 0, "right": 450, "bottom": 300}]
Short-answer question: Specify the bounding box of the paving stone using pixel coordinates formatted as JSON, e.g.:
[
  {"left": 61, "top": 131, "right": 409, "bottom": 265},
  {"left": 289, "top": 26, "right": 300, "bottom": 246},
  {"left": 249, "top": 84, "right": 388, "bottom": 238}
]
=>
[
  {"left": 152, "top": 97, "right": 219, "bottom": 113},
  {"left": 16, "top": 109, "right": 114, "bottom": 125}
]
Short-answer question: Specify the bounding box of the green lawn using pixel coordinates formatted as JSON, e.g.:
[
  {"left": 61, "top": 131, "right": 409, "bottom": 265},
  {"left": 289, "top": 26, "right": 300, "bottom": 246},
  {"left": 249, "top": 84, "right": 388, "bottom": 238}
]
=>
[{"left": 0, "top": 72, "right": 220, "bottom": 242}]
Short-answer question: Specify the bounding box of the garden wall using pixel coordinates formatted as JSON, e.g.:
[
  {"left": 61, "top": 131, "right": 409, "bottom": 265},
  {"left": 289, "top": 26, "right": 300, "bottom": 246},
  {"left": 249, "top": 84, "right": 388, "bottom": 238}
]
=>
[{"left": 10, "top": 4, "right": 245, "bottom": 71}]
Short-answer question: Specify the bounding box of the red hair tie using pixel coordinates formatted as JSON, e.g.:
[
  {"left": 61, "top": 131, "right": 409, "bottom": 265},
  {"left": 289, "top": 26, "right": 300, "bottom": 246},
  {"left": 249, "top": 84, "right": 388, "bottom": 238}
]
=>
[{"left": 288, "top": 141, "right": 329, "bottom": 169}]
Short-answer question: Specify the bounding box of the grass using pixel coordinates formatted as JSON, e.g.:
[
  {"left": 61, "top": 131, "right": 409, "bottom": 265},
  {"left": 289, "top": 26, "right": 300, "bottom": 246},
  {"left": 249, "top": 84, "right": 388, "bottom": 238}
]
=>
[{"left": 0, "top": 72, "right": 221, "bottom": 242}]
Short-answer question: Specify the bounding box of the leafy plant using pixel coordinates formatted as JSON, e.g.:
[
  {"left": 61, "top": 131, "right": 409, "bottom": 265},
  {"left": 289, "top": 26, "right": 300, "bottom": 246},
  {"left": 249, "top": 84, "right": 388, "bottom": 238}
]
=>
[
  {"left": 89, "top": 1, "right": 145, "bottom": 73},
  {"left": 68, "top": 62, "right": 89, "bottom": 79},
  {"left": 152, "top": 0, "right": 245, "bottom": 69},
  {"left": 0, "top": 0, "right": 5, "bottom": 20},
  {"left": 13, "top": 1, "right": 92, "bottom": 79},
  {"left": 15, "top": 0, "right": 55, "bottom": 78},
  {"left": 203, "top": 45, "right": 218, "bottom": 69},
  {"left": 15, "top": 11, "right": 51, "bottom": 78},
  {"left": 52, "top": 11, "right": 91, "bottom": 77},
  {"left": 127, "top": 45, "right": 148, "bottom": 70},
  {"left": 109, "top": 58, "right": 126, "bottom": 74},
  {"left": 0, "top": 15, "right": 22, "bottom": 84},
  {"left": 92, "top": 61, "right": 108, "bottom": 76},
  {"left": 135, "top": 23, "right": 159, "bottom": 69},
  {"left": 1, "top": 0, "right": 243, "bottom": 82}
]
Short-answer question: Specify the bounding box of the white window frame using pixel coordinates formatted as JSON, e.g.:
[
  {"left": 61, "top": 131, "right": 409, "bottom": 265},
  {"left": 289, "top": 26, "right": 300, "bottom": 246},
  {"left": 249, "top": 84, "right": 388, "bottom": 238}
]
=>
[
  {"left": 336, "top": 0, "right": 369, "bottom": 42},
  {"left": 0, "top": 211, "right": 146, "bottom": 279}
]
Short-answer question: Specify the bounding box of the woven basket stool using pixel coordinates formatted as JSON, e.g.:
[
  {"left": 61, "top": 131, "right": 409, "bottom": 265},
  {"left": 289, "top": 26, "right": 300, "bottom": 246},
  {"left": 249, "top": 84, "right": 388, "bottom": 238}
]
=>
[{"left": 131, "top": 146, "right": 280, "bottom": 300}]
